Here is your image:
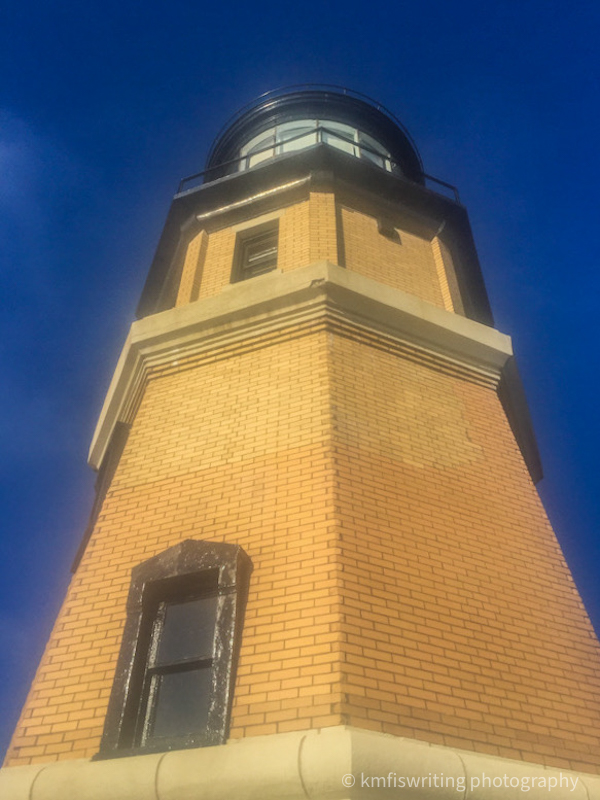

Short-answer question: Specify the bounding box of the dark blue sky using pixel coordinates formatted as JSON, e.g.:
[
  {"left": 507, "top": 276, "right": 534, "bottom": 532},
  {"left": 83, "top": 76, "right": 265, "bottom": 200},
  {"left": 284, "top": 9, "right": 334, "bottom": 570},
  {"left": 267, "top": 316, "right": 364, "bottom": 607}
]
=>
[{"left": 1, "top": 0, "right": 599, "bottom": 759}]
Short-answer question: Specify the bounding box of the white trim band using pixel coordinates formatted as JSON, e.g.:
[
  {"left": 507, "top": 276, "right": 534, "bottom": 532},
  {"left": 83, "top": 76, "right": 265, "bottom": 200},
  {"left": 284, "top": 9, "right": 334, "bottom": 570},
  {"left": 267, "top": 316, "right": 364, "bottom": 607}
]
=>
[
  {"left": 88, "top": 261, "right": 513, "bottom": 470},
  {"left": 1, "top": 726, "right": 598, "bottom": 800}
]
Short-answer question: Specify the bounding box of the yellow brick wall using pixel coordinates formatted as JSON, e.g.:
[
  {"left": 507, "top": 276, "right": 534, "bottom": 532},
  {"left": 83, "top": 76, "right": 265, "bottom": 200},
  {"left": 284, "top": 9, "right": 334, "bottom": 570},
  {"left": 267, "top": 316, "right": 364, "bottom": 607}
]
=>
[
  {"left": 7, "top": 191, "right": 600, "bottom": 775},
  {"left": 432, "top": 235, "right": 465, "bottom": 315},
  {"left": 195, "top": 198, "right": 321, "bottom": 299},
  {"left": 5, "top": 325, "right": 343, "bottom": 765},
  {"left": 176, "top": 195, "right": 454, "bottom": 313},
  {"left": 328, "top": 329, "right": 600, "bottom": 772},
  {"left": 340, "top": 206, "right": 446, "bottom": 308},
  {"left": 176, "top": 229, "right": 207, "bottom": 306},
  {"left": 308, "top": 192, "right": 338, "bottom": 263},
  {"left": 278, "top": 201, "right": 310, "bottom": 273},
  {"left": 6, "top": 322, "right": 600, "bottom": 772},
  {"left": 197, "top": 226, "right": 237, "bottom": 299},
  {"left": 431, "top": 235, "right": 455, "bottom": 312}
]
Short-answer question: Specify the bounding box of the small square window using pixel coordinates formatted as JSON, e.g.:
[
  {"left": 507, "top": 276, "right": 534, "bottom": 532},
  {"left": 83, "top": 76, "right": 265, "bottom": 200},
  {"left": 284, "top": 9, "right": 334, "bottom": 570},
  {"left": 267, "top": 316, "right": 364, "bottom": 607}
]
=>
[{"left": 234, "top": 224, "right": 278, "bottom": 281}]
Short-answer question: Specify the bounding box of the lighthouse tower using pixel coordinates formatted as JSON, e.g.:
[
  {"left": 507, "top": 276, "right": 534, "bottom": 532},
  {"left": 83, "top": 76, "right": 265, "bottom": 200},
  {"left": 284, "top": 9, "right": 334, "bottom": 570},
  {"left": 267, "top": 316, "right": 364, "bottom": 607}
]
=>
[{"left": 2, "top": 87, "right": 600, "bottom": 798}]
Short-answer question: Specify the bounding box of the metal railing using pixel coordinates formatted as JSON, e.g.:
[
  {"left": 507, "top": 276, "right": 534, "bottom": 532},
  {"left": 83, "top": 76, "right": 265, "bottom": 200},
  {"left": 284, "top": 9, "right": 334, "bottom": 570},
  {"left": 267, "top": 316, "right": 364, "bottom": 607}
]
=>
[
  {"left": 422, "top": 173, "right": 461, "bottom": 203},
  {"left": 177, "top": 126, "right": 461, "bottom": 203}
]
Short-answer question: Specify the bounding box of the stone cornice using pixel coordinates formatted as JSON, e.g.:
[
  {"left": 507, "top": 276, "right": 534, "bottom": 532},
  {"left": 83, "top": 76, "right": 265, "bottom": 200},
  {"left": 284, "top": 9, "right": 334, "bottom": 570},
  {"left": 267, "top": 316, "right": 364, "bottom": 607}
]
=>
[
  {"left": 89, "top": 263, "right": 521, "bottom": 473},
  {"left": 1, "top": 726, "right": 598, "bottom": 799}
]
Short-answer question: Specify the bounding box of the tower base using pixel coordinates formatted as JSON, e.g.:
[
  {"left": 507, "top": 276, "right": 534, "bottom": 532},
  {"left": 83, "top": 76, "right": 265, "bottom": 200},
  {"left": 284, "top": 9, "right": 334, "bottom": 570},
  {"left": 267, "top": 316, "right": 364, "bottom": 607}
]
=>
[{"left": 1, "top": 726, "right": 598, "bottom": 799}]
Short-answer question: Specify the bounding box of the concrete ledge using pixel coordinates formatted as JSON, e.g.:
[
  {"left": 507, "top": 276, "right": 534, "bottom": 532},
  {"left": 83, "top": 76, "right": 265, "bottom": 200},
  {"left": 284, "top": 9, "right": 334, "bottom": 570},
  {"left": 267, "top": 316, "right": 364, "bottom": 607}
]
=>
[
  {"left": 1, "top": 727, "right": 599, "bottom": 800},
  {"left": 89, "top": 262, "right": 516, "bottom": 471}
]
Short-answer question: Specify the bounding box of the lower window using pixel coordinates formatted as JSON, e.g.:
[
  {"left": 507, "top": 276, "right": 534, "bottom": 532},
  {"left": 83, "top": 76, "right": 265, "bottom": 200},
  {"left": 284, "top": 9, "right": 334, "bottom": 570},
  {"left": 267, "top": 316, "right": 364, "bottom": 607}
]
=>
[
  {"left": 136, "top": 576, "right": 218, "bottom": 746},
  {"left": 98, "top": 540, "right": 251, "bottom": 757}
]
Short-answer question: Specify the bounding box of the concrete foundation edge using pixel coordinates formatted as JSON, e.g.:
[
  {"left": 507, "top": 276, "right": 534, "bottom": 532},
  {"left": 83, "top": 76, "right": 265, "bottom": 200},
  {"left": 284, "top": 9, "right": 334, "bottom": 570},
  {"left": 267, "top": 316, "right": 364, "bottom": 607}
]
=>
[{"left": 1, "top": 726, "right": 598, "bottom": 800}]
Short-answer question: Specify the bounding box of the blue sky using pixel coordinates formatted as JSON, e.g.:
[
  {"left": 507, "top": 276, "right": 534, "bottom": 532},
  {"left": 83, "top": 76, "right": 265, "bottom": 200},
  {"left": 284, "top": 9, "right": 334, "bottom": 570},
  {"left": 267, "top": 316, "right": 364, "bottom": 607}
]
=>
[{"left": 1, "top": 0, "right": 599, "bottom": 759}]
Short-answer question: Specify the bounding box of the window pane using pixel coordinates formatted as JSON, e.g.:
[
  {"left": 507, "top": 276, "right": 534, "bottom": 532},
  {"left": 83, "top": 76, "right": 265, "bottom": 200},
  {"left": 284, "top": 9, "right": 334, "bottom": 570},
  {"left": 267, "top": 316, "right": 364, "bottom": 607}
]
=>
[
  {"left": 155, "top": 595, "right": 217, "bottom": 666},
  {"left": 248, "top": 147, "right": 275, "bottom": 168},
  {"left": 240, "top": 129, "right": 276, "bottom": 168},
  {"left": 357, "top": 132, "right": 390, "bottom": 169},
  {"left": 321, "top": 120, "right": 355, "bottom": 137},
  {"left": 320, "top": 120, "right": 356, "bottom": 156},
  {"left": 237, "top": 121, "right": 393, "bottom": 173},
  {"left": 244, "top": 133, "right": 275, "bottom": 168},
  {"left": 276, "top": 121, "right": 317, "bottom": 154},
  {"left": 150, "top": 667, "right": 212, "bottom": 739},
  {"left": 240, "top": 229, "right": 278, "bottom": 278},
  {"left": 245, "top": 235, "right": 277, "bottom": 265}
]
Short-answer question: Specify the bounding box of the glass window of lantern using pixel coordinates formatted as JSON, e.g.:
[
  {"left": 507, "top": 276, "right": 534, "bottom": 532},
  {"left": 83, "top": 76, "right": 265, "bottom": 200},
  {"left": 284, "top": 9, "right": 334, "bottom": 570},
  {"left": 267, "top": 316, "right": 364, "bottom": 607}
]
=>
[
  {"left": 319, "top": 120, "right": 356, "bottom": 156},
  {"left": 276, "top": 121, "right": 318, "bottom": 154},
  {"left": 238, "top": 119, "right": 393, "bottom": 173},
  {"left": 357, "top": 131, "right": 390, "bottom": 170},
  {"left": 242, "top": 130, "right": 276, "bottom": 168}
]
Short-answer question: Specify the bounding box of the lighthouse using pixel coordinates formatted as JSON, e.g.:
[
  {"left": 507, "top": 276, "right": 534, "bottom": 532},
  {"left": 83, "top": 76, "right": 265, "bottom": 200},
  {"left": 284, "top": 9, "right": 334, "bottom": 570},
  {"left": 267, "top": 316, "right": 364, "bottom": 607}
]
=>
[{"left": 2, "top": 86, "right": 600, "bottom": 798}]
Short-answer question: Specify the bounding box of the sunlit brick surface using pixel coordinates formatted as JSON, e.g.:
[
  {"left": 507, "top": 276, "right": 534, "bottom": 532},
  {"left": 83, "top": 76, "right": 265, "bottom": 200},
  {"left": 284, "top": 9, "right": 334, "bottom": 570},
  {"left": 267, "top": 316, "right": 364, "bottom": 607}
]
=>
[
  {"left": 329, "top": 331, "right": 600, "bottom": 772},
  {"left": 196, "top": 192, "right": 338, "bottom": 300},
  {"left": 6, "top": 190, "right": 600, "bottom": 773},
  {"left": 178, "top": 192, "right": 453, "bottom": 304},
  {"left": 278, "top": 201, "right": 310, "bottom": 273},
  {"left": 340, "top": 206, "right": 445, "bottom": 308},
  {"left": 5, "top": 326, "right": 342, "bottom": 764},
  {"left": 432, "top": 235, "right": 462, "bottom": 314}
]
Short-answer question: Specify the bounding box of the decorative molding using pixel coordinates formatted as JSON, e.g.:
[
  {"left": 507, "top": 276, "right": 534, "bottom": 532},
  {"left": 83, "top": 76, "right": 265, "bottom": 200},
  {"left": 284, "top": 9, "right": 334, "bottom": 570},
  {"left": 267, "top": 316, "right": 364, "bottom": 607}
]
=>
[
  {"left": 1, "top": 726, "right": 598, "bottom": 800},
  {"left": 89, "top": 262, "right": 517, "bottom": 472},
  {"left": 195, "top": 177, "right": 310, "bottom": 222}
]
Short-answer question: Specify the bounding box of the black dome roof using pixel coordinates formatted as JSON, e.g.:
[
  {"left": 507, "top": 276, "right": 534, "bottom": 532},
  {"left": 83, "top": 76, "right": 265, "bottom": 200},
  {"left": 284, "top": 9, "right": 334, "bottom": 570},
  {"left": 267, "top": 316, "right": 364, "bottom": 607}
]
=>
[{"left": 206, "top": 85, "right": 424, "bottom": 183}]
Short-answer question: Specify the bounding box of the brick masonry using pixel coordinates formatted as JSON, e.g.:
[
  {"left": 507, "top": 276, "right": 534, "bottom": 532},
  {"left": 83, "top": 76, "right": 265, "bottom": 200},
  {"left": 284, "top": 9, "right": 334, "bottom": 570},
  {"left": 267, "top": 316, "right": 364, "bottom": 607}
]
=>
[{"left": 5, "top": 191, "right": 600, "bottom": 773}]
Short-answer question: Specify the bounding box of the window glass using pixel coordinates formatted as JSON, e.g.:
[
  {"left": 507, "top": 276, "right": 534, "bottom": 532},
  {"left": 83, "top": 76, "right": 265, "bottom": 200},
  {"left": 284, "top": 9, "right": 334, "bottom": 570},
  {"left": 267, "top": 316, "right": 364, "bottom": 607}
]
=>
[
  {"left": 357, "top": 132, "right": 390, "bottom": 170},
  {"left": 277, "top": 121, "right": 317, "bottom": 154},
  {"left": 237, "top": 119, "right": 393, "bottom": 172},
  {"left": 241, "top": 129, "right": 276, "bottom": 168},
  {"left": 247, "top": 134, "right": 275, "bottom": 167},
  {"left": 136, "top": 590, "right": 218, "bottom": 746},
  {"left": 154, "top": 595, "right": 217, "bottom": 666},
  {"left": 238, "top": 227, "right": 278, "bottom": 279},
  {"left": 99, "top": 540, "right": 252, "bottom": 757},
  {"left": 320, "top": 120, "right": 356, "bottom": 156},
  {"left": 150, "top": 668, "right": 212, "bottom": 740}
]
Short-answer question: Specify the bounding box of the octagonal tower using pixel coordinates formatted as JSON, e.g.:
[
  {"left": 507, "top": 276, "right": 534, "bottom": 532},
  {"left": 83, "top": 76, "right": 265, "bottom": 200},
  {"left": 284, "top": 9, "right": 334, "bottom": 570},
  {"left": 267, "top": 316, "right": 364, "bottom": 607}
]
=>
[{"left": 2, "top": 87, "right": 600, "bottom": 799}]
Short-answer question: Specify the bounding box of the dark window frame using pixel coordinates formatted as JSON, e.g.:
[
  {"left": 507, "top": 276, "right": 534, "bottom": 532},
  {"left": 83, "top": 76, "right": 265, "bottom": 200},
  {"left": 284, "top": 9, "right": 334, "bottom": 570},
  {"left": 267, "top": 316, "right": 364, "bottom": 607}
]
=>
[
  {"left": 97, "top": 540, "right": 252, "bottom": 758},
  {"left": 232, "top": 221, "right": 279, "bottom": 282}
]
